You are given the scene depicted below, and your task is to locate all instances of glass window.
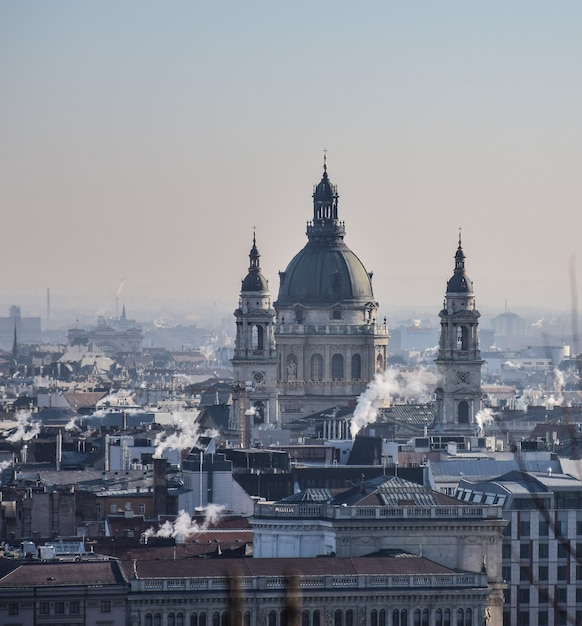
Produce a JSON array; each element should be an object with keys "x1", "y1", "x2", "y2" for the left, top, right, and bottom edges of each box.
[
  {"x1": 558, "y1": 542, "x2": 569, "y2": 559},
  {"x1": 101, "y1": 600, "x2": 111, "y2": 613},
  {"x1": 539, "y1": 565, "x2": 548, "y2": 581},
  {"x1": 55, "y1": 602, "x2": 65, "y2": 614},
  {"x1": 520, "y1": 520, "x2": 530, "y2": 536},
  {"x1": 70, "y1": 601, "x2": 80, "y2": 614},
  {"x1": 520, "y1": 543, "x2": 530, "y2": 559},
  {"x1": 519, "y1": 587, "x2": 530, "y2": 603},
  {"x1": 520, "y1": 566, "x2": 530, "y2": 581},
  {"x1": 40, "y1": 602, "x2": 49, "y2": 615},
  {"x1": 539, "y1": 520, "x2": 549, "y2": 536},
  {"x1": 538, "y1": 611, "x2": 548, "y2": 626},
  {"x1": 8, "y1": 603, "x2": 18, "y2": 615},
  {"x1": 558, "y1": 565, "x2": 568, "y2": 581},
  {"x1": 539, "y1": 543, "x2": 549, "y2": 559}
]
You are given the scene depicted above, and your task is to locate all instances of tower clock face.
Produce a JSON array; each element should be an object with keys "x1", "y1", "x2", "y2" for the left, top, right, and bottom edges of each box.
[
  {"x1": 457, "y1": 371, "x2": 470, "y2": 384},
  {"x1": 253, "y1": 371, "x2": 265, "y2": 384}
]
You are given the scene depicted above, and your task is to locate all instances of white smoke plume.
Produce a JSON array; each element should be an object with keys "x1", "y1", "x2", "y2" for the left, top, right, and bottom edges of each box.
[
  {"x1": 65, "y1": 415, "x2": 78, "y2": 431},
  {"x1": 5, "y1": 411, "x2": 41, "y2": 443},
  {"x1": 350, "y1": 368, "x2": 429, "y2": 439},
  {"x1": 143, "y1": 504, "x2": 225, "y2": 540},
  {"x1": 0, "y1": 459, "x2": 13, "y2": 471},
  {"x1": 153, "y1": 413, "x2": 217, "y2": 459},
  {"x1": 475, "y1": 407, "x2": 496, "y2": 436}
]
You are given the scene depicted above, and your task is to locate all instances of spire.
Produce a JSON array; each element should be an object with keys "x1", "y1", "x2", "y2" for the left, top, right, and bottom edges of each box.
[
  {"x1": 241, "y1": 230, "x2": 268, "y2": 292},
  {"x1": 454, "y1": 227, "x2": 466, "y2": 273},
  {"x1": 308, "y1": 155, "x2": 344, "y2": 244},
  {"x1": 447, "y1": 229, "x2": 473, "y2": 294},
  {"x1": 11, "y1": 324, "x2": 18, "y2": 363}
]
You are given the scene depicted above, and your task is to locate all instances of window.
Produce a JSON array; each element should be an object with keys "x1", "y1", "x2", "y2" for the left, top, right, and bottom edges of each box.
[
  {"x1": 520, "y1": 519, "x2": 530, "y2": 536},
  {"x1": 101, "y1": 600, "x2": 111, "y2": 613},
  {"x1": 520, "y1": 566, "x2": 530, "y2": 582},
  {"x1": 539, "y1": 565, "x2": 548, "y2": 581},
  {"x1": 538, "y1": 611, "x2": 548, "y2": 626},
  {"x1": 110, "y1": 503, "x2": 118, "y2": 513},
  {"x1": 539, "y1": 520, "x2": 549, "y2": 536},
  {"x1": 139, "y1": 503, "x2": 146, "y2": 514},
  {"x1": 558, "y1": 542, "x2": 569, "y2": 559},
  {"x1": 331, "y1": 353, "x2": 344, "y2": 380},
  {"x1": 538, "y1": 588, "x2": 549, "y2": 604},
  {"x1": 70, "y1": 601, "x2": 80, "y2": 614},
  {"x1": 334, "y1": 609, "x2": 343, "y2": 626},
  {"x1": 351, "y1": 354, "x2": 361, "y2": 380},
  {"x1": 518, "y1": 611, "x2": 529, "y2": 626},
  {"x1": 519, "y1": 587, "x2": 530, "y2": 603},
  {"x1": 55, "y1": 602, "x2": 65, "y2": 614},
  {"x1": 539, "y1": 543, "x2": 549, "y2": 559},
  {"x1": 310, "y1": 354, "x2": 324, "y2": 381},
  {"x1": 557, "y1": 565, "x2": 568, "y2": 581},
  {"x1": 556, "y1": 587, "x2": 568, "y2": 603},
  {"x1": 40, "y1": 602, "x2": 49, "y2": 615},
  {"x1": 502, "y1": 566, "x2": 511, "y2": 581},
  {"x1": 8, "y1": 603, "x2": 18, "y2": 615},
  {"x1": 520, "y1": 543, "x2": 530, "y2": 559}
]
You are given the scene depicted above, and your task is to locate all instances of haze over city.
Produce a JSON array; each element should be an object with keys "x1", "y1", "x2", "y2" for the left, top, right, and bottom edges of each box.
[{"x1": 2, "y1": 2, "x2": 582, "y2": 328}]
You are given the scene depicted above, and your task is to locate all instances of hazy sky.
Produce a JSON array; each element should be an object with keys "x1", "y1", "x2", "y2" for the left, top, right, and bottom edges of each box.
[{"x1": 1, "y1": 2, "x2": 581, "y2": 324}]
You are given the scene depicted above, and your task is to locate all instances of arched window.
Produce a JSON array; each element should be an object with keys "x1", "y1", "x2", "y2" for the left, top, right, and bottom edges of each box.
[
  {"x1": 269, "y1": 611, "x2": 277, "y2": 626},
  {"x1": 378, "y1": 610, "x2": 385, "y2": 626},
  {"x1": 200, "y1": 614, "x2": 207, "y2": 626},
  {"x1": 169, "y1": 614, "x2": 175, "y2": 626},
  {"x1": 421, "y1": 609, "x2": 429, "y2": 626},
  {"x1": 311, "y1": 354, "x2": 324, "y2": 381},
  {"x1": 244, "y1": 613, "x2": 251, "y2": 626},
  {"x1": 302, "y1": 610, "x2": 310, "y2": 626},
  {"x1": 221, "y1": 612, "x2": 228, "y2": 626},
  {"x1": 443, "y1": 609, "x2": 451, "y2": 626},
  {"x1": 177, "y1": 614, "x2": 184, "y2": 626},
  {"x1": 414, "y1": 609, "x2": 421, "y2": 626},
  {"x1": 351, "y1": 354, "x2": 361, "y2": 380},
  {"x1": 212, "y1": 612, "x2": 220, "y2": 626},
  {"x1": 145, "y1": 614, "x2": 153, "y2": 626},
  {"x1": 331, "y1": 353, "x2": 344, "y2": 380},
  {"x1": 251, "y1": 325, "x2": 264, "y2": 351},
  {"x1": 456, "y1": 609, "x2": 464, "y2": 626},
  {"x1": 345, "y1": 610, "x2": 353, "y2": 626},
  {"x1": 334, "y1": 609, "x2": 343, "y2": 626},
  {"x1": 456, "y1": 325, "x2": 468, "y2": 350},
  {"x1": 154, "y1": 614, "x2": 162, "y2": 626},
  {"x1": 376, "y1": 353, "x2": 384, "y2": 373},
  {"x1": 371, "y1": 610, "x2": 378, "y2": 626},
  {"x1": 465, "y1": 608, "x2": 472, "y2": 626},
  {"x1": 435, "y1": 609, "x2": 442, "y2": 626},
  {"x1": 333, "y1": 308, "x2": 342, "y2": 320},
  {"x1": 313, "y1": 610, "x2": 321, "y2": 626},
  {"x1": 458, "y1": 400, "x2": 469, "y2": 424},
  {"x1": 392, "y1": 610, "x2": 400, "y2": 626}
]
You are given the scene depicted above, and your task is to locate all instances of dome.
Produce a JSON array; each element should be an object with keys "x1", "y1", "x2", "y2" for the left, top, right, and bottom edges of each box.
[
  {"x1": 446, "y1": 236, "x2": 473, "y2": 294},
  {"x1": 277, "y1": 240, "x2": 374, "y2": 306},
  {"x1": 241, "y1": 234, "x2": 269, "y2": 293},
  {"x1": 276, "y1": 161, "x2": 374, "y2": 307}
]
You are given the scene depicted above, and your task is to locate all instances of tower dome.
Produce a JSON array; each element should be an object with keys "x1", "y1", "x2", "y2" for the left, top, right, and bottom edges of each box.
[
  {"x1": 276, "y1": 159, "x2": 374, "y2": 307},
  {"x1": 241, "y1": 232, "x2": 269, "y2": 293},
  {"x1": 446, "y1": 233, "x2": 474, "y2": 294}
]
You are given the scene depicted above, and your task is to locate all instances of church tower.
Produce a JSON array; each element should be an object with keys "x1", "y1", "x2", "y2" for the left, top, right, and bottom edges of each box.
[
  {"x1": 231, "y1": 233, "x2": 279, "y2": 433},
  {"x1": 434, "y1": 233, "x2": 483, "y2": 430},
  {"x1": 274, "y1": 157, "x2": 388, "y2": 419}
]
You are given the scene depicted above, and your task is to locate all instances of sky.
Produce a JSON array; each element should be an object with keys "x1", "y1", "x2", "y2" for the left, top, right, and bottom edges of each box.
[{"x1": 1, "y1": 2, "x2": 582, "y2": 326}]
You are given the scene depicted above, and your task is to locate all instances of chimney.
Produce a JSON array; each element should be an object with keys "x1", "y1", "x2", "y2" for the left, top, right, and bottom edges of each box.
[{"x1": 153, "y1": 458, "x2": 168, "y2": 517}]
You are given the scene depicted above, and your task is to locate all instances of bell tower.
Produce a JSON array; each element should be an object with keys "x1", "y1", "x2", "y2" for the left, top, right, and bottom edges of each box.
[
  {"x1": 231, "y1": 232, "x2": 279, "y2": 433},
  {"x1": 434, "y1": 232, "x2": 483, "y2": 430}
]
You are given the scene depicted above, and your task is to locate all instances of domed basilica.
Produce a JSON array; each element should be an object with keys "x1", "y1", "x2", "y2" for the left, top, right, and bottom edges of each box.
[{"x1": 231, "y1": 158, "x2": 388, "y2": 429}]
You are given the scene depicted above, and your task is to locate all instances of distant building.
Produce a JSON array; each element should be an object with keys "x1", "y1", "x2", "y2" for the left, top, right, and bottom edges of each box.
[{"x1": 0, "y1": 305, "x2": 41, "y2": 350}]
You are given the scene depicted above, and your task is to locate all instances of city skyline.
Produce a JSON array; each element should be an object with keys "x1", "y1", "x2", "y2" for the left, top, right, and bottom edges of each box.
[{"x1": 2, "y1": 2, "x2": 582, "y2": 324}]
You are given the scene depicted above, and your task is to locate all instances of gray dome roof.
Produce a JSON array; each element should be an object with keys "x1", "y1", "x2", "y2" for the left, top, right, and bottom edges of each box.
[
  {"x1": 277, "y1": 240, "x2": 374, "y2": 306},
  {"x1": 446, "y1": 237, "x2": 473, "y2": 294},
  {"x1": 241, "y1": 234, "x2": 269, "y2": 293},
  {"x1": 276, "y1": 163, "x2": 375, "y2": 307}
]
